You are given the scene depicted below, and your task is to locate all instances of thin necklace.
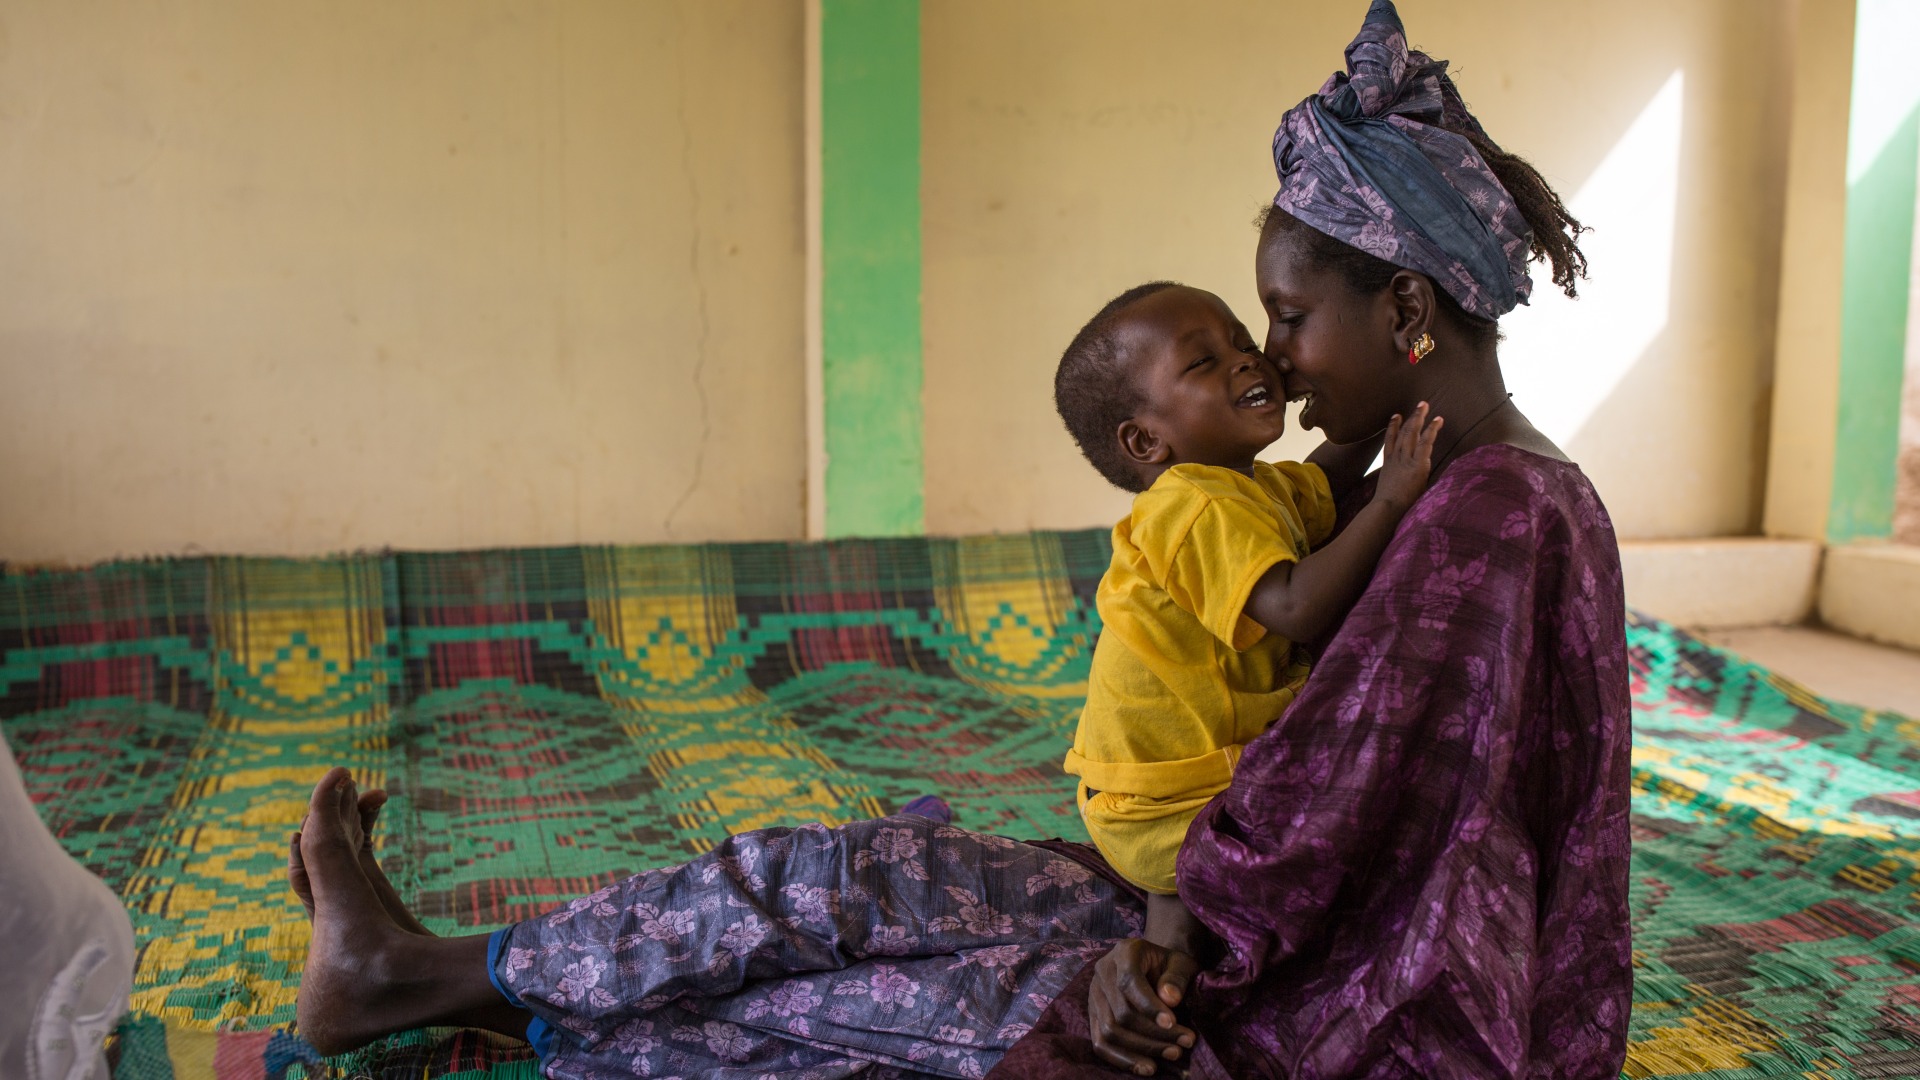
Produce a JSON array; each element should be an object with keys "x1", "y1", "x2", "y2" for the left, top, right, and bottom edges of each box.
[{"x1": 1431, "y1": 393, "x2": 1514, "y2": 475}]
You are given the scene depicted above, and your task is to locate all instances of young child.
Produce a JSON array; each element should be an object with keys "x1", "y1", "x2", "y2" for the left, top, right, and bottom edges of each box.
[{"x1": 1053, "y1": 281, "x2": 1440, "y2": 922}]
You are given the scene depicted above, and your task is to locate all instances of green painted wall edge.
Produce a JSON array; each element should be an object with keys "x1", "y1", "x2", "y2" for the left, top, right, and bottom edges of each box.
[
  {"x1": 1831, "y1": 107, "x2": 1915, "y2": 543},
  {"x1": 1831, "y1": 0, "x2": 1916, "y2": 544},
  {"x1": 820, "y1": 0, "x2": 924, "y2": 538}
]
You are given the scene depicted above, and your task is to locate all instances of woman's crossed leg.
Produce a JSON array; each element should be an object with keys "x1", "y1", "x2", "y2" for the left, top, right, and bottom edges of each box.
[{"x1": 290, "y1": 768, "x2": 1141, "y2": 1077}]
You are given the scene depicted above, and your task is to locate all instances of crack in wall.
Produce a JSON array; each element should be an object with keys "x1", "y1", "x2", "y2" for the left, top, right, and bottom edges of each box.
[{"x1": 662, "y1": 6, "x2": 713, "y2": 541}]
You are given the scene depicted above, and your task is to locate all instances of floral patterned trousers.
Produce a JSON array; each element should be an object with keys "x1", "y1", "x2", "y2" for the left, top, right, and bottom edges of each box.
[{"x1": 493, "y1": 815, "x2": 1142, "y2": 1079}]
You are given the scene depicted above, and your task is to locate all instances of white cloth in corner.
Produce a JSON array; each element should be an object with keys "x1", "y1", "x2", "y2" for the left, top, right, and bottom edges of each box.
[{"x1": 0, "y1": 730, "x2": 136, "y2": 1080}]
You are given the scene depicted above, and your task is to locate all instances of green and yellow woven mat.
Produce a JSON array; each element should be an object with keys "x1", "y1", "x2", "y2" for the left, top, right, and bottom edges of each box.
[{"x1": 5, "y1": 531, "x2": 1920, "y2": 1079}]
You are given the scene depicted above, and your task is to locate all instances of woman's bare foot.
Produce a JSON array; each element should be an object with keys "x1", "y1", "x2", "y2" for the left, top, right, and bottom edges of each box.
[
  {"x1": 288, "y1": 789, "x2": 433, "y2": 935},
  {"x1": 294, "y1": 769, "x2": 445, "y2": 1054},
  {"x1": 294, "y1": 768, "x2": 531, "y2": 1056}
]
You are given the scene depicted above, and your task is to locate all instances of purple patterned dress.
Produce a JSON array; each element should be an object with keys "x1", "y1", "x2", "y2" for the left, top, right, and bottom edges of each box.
[{"x1": 498, "y1": 444, "x2": 1631, "y2": 1079}]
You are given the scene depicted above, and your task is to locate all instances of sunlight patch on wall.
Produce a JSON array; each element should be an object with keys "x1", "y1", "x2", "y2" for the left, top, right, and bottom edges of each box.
[
  {"x1": 1499, "y1": 70, "x2": 1685, "y2": 447},
  {"x1": 1847, "y1": 0, "x2": 1920, "y2": 187}
]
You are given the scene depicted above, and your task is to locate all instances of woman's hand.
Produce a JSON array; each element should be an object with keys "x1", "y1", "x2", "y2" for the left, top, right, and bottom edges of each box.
[
  {"x1": 1089, "y1": 938, "x2": 1199, "y2": 1076},
  {"x1": 1372, "y1": 401, "x2": 1442, "y2": 510}
]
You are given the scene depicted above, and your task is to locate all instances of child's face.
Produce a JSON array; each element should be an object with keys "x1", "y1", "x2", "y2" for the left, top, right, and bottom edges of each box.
[{"x1": 1113, "y1": 286, "x2": 1289, "y2": 480}]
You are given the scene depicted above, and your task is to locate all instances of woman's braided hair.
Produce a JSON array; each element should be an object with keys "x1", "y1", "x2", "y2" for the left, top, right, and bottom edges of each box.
[{"x1": 1261, "y1": 71, "x2": 1587, "y2": 350}]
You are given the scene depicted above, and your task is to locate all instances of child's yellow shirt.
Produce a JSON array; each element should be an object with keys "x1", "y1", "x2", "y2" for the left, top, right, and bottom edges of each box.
[{"x1": 1064, "y1": 460, "x2": 1337, "y2": 894}]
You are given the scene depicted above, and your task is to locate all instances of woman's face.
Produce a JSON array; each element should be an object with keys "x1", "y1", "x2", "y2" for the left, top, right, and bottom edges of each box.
[{"x1": 1254, "y1": 225, "x2": 1408, "y2": 445}]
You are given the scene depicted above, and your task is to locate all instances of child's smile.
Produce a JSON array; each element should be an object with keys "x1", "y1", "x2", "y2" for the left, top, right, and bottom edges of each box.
[{"x1": 1235, "y1": 377, "x2": 1278, "y2": 410}]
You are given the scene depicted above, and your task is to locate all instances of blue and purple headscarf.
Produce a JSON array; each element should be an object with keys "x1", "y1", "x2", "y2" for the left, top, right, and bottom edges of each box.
[{"x1": 1272, "y1": 0, "x2": 1533, "y2": 320}]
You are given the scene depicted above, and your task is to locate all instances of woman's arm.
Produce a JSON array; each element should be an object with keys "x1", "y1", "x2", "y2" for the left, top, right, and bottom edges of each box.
[{"x1": 1247, "y1": 406, "x2": 1440, "y2": 642}]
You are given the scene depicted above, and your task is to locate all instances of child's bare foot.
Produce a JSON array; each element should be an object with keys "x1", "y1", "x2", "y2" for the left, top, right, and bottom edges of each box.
[
  {"x1": 288, "y1": 788, "x2": 432, "y2": 935},
  {"x1": 295, "y1": 768, "x2": 437, "y2": 1055}
]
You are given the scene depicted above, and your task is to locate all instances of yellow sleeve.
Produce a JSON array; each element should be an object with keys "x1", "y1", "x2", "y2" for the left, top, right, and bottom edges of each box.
[
  {"x1": 1160, "y1": 495, "x2": 1296, "y2": 651},
  {"x1": 1266, "y1": 460, "x2": 1339, "y2": 548}
]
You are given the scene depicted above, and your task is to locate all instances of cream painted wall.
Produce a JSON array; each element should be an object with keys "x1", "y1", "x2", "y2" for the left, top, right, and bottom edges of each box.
[
  {"x1": 0, "y1": 1, "x2": 804, "y2": 563},
  {"x1": 921, "y1": 0, "x2": 1794, "y2": 540}
]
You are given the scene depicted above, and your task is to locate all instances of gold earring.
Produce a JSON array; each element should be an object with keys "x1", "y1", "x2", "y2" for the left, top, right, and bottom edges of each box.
[{"x1": 1409, "y1": 333, "x2": 1435, "y2": 364}]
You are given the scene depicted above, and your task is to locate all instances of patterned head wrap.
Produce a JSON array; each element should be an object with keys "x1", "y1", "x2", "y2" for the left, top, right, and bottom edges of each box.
[{"x1": 1271, "y1": 0, "x2": 1533, "y2": 320}]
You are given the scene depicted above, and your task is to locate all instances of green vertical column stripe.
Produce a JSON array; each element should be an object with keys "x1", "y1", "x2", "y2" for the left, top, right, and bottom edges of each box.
[
  {"x1": 1831, "y1": 106, "x2": 1915, "y2": 542},
  {"x1": 1831, "y1": 6, "x2": 1916, "y2": 544},
  {"x1": 821, "y1": 0, "x2": 924, "y2": 538}
]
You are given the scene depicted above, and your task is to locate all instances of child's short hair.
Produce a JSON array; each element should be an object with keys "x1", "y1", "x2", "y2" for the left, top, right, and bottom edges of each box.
[{"x1": 1054, "y1": 281, "x2": 1181, "y2": 493}]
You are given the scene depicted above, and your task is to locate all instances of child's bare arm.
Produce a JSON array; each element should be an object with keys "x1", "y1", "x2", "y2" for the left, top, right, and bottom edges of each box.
[
  {"x1": 1144, "y1": 890, "x2": 1210, "y2": 957},
  {"x1": 1306, "y1": 430, "x2": 1390, "y2": 503},
  {"x1": 1245, "y1": 404, "x2": 1442, "y2": 643}
]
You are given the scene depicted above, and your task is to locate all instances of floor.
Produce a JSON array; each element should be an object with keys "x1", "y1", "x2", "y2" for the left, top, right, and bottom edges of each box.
[{"x1": 1699, "y1": 624, "x2": 1920, "y2": 718}]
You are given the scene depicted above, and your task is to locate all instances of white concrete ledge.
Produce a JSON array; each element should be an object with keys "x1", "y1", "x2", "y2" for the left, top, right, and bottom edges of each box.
[
  {"x1": 1819, "y1": 543, "x2": 1920, "y2": 651},
  {"x1": 1619, "y1": 538, "x2": 1822, "y2": 629}
]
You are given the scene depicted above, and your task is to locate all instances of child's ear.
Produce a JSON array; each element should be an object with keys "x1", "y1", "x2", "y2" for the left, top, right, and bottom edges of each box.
[{"x1": 1117, "y1": 419, "x2": 1170, "y2": 467}]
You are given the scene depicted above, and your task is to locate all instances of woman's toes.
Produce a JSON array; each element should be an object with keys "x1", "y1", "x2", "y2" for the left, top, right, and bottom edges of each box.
[
  {"x1": 300, "y1": 769, "x2": 364, "y2": 881},
  {"x1": 288, "y1": 832, "x2": 315, "y2": 917},
  {"x1": 336, "y1": 777, "x2": 360, "y2": 830},
  {"x1": 357, "y1": 792, "x2": 385, "y2": 851}
]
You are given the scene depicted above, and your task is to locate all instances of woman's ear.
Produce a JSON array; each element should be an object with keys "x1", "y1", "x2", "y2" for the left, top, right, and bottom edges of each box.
[
  {"x1": 1387, "y1": 270, "x2": 1437, "y2": 353},
  {"x1": 1117, "y1": 419, "x2": 1170, "y2": 468}
]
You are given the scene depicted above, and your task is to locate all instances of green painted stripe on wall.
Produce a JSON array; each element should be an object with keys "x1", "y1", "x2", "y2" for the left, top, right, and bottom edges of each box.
[
  {"x1": 820, "y1": 0, "x2": 923, "y2": 538},
  {"x1": 1831, "y1": 121, "x2": 1916, "y2": 540}
]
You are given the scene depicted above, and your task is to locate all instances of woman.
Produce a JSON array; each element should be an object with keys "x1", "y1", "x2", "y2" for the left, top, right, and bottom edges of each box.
[
  {"x1": 1010, "y1": 4, "x2": 1629, "y2": 1075},
  {"x1": 292, "y1": 3, "x2": 1629, "y2": 1077}
]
